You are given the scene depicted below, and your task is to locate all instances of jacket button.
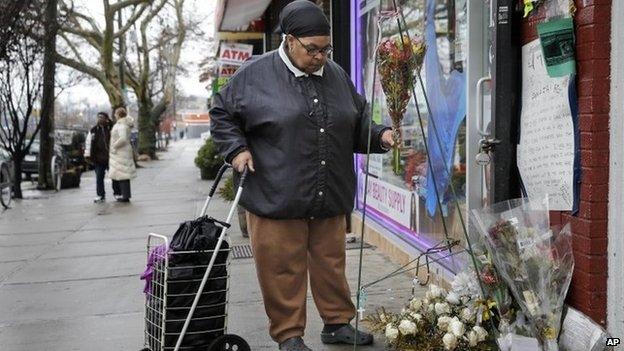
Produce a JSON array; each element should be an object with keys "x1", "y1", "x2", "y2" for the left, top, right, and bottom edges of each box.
[
  {"x1": 320, "y1": 160, "x2": 326, "y2": 165},
  {"x1": 320, "y1": 128, "x2": 325, "y2": 133},
  {"x1": 313, "y1": 98, "x2": 319, "y2": 104},
  {"x1": 318, "y1": 191, "x2": 323, "y2": 196}
]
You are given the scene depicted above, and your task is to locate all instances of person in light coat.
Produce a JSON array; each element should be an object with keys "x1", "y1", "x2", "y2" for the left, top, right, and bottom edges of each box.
[{"x1": 109, "y1": 107, "x2": 136, "y2": 202}]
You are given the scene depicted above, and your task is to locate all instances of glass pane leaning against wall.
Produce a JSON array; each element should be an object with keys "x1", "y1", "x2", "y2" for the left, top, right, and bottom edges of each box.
[{"x1": 355, "y1": 0, "x2": 469, "y2": 270}]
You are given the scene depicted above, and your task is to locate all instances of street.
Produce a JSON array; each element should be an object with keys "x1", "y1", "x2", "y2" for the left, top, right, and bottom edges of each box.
[{"x1": 0, "y1": 139, "x2": 420, "y2": 351}]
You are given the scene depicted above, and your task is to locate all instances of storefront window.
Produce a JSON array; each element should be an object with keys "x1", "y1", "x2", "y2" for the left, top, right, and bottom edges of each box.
[{"x1": 355, "y1": 0, "x2": 469, "y2": 261}]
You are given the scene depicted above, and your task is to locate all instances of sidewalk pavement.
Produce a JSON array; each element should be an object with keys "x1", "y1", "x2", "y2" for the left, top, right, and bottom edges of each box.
[{"x1": 0, "y1": 139, "x2": 425, "y2": 351}]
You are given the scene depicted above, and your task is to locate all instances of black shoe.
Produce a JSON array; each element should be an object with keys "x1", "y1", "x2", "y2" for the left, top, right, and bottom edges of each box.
[
  {"x1": 320, "y1": 324, "x2": 373, "y2": 345},
  {"x1": 279, "y1": 337, "x2": 312, "y2": 351},
  {"x1": 116, "y1": 198, "x2": 130, "y2": 203}
]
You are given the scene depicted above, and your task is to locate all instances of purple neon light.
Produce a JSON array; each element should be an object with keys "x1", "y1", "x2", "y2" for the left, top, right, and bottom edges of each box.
[
  {"x1": 357, "y1": 201, "x2": 465, "y2": 271},
  {"x1": 355, "y1": 1, "x2": 363, "y2": 93},
  {"x1": 350, "y1": 0, "x2": 356, "y2": 83}
]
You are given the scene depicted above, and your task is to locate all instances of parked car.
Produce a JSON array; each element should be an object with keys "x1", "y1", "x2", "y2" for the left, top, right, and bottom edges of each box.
[
  {"x1": 22, "y1": 140, "x2": 80, "y2": 190},
  {"x1": 0, "y1": 148, "x2": 13, "y2": 209}
]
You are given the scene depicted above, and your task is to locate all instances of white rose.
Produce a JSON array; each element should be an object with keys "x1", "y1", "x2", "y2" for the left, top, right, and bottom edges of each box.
[
  {"x1": 385, "y1": 324, "x2": 399, "y2": 341},
  {"x1": 428, "y1": 284, "x2": 446, "y2": 299},
  {"x1": 409, "y1": 298, "x2": 423, "y2": 311},
  {"x1": 473, "y1": 325, "x2": 488, "y2": 342},
  {"x1": 422, "y1": 298, "x2": 430, "y2": 305},
  {"x1": 446, "y1": 291, "x2": 461, "y2": 305},
  {"x1": 437, "y1": 316, "x2": 452, "y2": 330},
  {"x1": 435, "y1": 302, "x2": 451, "y2": 315},
  {"x1": 398, "y1": 319, "x2": 417, "y2": 335},
  {"x1": 442, "y1": 333, "x2": 458, "y2": 350},
  {"x1": 410, "y1": 312, "x2": 423, "y2": 321},
  {"x1": 428, "y1": 303, "x2": 435, "y2": 313},
  {"x1": 448, "y1": 317, "x2": 465, "y2": 337},
  {"x1": 467, "y1": 330, "x2": 479, "y2": 347},
  {"x1": 460, "y1": 307, "x2": 474, "y2": 322}
]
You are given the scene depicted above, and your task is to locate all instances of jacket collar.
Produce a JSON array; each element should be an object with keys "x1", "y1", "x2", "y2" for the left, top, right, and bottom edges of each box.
[{"x1": 278, "y1": 40, "x2": 324, "y2": 78}]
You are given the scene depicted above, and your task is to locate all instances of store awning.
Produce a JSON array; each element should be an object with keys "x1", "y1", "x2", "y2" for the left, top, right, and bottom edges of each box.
[{"x1": 215, "y1": 0, "x2": 272, "y2": 32}]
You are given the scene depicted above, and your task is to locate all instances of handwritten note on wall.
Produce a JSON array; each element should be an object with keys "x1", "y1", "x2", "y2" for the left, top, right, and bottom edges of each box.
[{"x1": 517, "y1": 39, "x2": 575, "y2": 211}]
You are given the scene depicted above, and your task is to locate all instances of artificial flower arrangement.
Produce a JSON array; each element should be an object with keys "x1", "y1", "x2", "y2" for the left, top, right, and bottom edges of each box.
[
  {"x1": 366, "y1": 197, "x2": 574, "y2": 351},
  {"x1": 377, "y1": 34, "x2": 426, "y2": 175},
  {"x1": 364, "y1": 281, "x2": 497, "y2": 350}
]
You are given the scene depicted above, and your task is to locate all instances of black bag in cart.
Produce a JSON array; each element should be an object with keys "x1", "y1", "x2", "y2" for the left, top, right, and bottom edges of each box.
[{"x1": 148, "y1": 216, "x2": 230, "y2": 350}]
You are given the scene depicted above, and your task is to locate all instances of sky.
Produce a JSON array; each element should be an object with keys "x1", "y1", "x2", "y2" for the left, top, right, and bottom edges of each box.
[{"x1": 58, "y1": 0, "x2": 217, "y2": 108}]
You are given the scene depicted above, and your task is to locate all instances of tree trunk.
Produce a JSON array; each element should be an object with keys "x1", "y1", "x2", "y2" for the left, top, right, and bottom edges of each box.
[
  {"x1": 38, "y1": 0, "x2": 58, "y2": 190},
  {"x1": 12, "y1": 158, "x2": 23, "y2": 199},
  {"x1": 137, "y1": 97, "x2": 156, "y2": 158}
]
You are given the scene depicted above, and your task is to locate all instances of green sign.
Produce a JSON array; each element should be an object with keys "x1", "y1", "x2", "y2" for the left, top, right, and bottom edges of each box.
[
  {"x1": 212, "y1": 77, "x2": 230, "y2": 94},
  {"x1": 537, "y1": 18, "x2": 576, "y2": 78}
]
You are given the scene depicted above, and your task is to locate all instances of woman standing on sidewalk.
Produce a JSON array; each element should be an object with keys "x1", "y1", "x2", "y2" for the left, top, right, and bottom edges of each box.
[
  {"x1": 210, "y1": 2, "x2": 393, "y2": 350},
  {"x1": 109, "y1": 107, "x2": 136, "y2": 202}
]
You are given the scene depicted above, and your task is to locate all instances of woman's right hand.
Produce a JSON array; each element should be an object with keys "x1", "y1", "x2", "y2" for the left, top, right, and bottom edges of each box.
[{"x1": 232, "y1": 150, "x2": 255, "y2": 173}]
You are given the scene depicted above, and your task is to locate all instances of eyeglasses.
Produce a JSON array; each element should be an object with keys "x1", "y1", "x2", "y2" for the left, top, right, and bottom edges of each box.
[{"x1": 294, "y1": 36, "x2": 333, "y2": 56}]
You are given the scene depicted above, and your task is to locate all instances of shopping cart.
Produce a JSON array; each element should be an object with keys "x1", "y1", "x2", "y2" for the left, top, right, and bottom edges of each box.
[{"x1": 142, "y1": 164, "x2": 250, "y2": 351}]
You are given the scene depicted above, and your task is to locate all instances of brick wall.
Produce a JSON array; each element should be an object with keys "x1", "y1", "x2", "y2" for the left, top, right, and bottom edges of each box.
[{"x1": 521, "y1": 0, "x2": 611, "y2": 326}]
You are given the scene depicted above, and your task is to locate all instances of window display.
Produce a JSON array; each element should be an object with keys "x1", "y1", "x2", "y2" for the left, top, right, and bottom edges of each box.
[{"x1": 355, "y1": 0, "x2": 469, "y2": 255}]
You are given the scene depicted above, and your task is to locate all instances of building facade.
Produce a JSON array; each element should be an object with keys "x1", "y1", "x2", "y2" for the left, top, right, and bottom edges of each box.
[{"x1": 349, "y1": 0, "x2": 622, "y2": 335}]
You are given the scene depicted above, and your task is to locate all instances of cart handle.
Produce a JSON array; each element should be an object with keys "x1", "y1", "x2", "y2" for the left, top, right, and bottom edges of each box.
[
  {"x1": 207, "y1": 164, "x2": 250, "y2": 198},
  {"x1": 208, "y1": 164, "x2": 231, "y2": 198},
  {"x1": 200, "y1": 164, "x2": 250, "y2": 218}
]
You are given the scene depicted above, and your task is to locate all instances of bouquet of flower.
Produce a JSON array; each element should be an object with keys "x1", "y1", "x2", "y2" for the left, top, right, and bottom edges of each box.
[
  {"x1": 365, "y1": 282, "x2": 497, "y2": 350},
  {"x1": 466, "y1": 216, "x2": 516, "y2": 331},
  {"x1": 377, "y1": 35, "x2": 426, "y2": 175},
  {"x1": 470, "y1": 197, "x2": 574, "y2": 351}
]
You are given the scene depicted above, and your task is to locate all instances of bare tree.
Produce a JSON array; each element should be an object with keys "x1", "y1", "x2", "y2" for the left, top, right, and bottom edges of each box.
[
  {"x1": 124, "y1": 0, "x2": 188, "y2": 158},
  {"x1": 56, "y1": 0, "x2": 151, "y2": 112},
  {"x1": 0, "y1": 1, "x2": 31, "y2": 58},
  {"x1": 38, "y1": 0, "x2": 59, "y2": 190},
  {"x1": 0, "y1": 28, "x2": 44, "y2": 198}
]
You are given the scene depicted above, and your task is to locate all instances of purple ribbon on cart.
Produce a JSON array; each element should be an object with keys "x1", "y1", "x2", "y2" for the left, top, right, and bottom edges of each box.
[{"x1": 140, "y1": 244, "x2": 169, "y2": 294}]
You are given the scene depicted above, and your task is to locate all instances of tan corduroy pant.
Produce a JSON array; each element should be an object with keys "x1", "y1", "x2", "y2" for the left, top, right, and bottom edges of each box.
[{"x1": 246, "y1": 211, "x2": 356, "y2": 343}]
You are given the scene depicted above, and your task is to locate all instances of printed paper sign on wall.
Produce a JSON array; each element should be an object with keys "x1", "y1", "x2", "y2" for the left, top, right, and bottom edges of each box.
[{"x1": 218, "y1": 42, "x2": 253, "y2": 66}]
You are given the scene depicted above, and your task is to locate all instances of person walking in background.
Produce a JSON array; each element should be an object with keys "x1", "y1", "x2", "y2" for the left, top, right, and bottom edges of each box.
[
  {"x1": 89, "y1": 112, "x2": 112, "y2": 203},
  {"x1": 109, "y1": 107, "x2": 136, "y2": 202},
  {"x1": 210, "y1": 1, "x2": 393, "y2": 350}
]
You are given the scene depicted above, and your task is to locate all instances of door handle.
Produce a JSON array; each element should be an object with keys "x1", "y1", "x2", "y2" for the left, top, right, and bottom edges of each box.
[{"x1": 476, "y1": 76, "x2": 491, "y2": 136}]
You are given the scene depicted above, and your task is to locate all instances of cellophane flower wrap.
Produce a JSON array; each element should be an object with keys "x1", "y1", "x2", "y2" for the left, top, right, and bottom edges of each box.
[
  {"x1": 467, "y1": 219, "x2": 515, "y2": 331},
  {"x1": 376, "y1": 35, "x2": 425, "y2": 175},
  {"x1": 470, "y1": 197, "x2": 574, "y2": 351}
]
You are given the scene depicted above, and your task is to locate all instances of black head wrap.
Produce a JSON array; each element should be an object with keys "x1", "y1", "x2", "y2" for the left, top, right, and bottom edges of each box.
[{"x1": 279, "y1": 0, "x2": 330, "y2": 37}]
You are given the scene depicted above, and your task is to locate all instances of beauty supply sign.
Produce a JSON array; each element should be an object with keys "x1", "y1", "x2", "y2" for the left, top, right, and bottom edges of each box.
[{"x1": 357, "y1": 172, "x2": 412, "y2": 229}]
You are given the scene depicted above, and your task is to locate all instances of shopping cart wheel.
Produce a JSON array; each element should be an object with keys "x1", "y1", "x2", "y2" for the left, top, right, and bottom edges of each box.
[{"x1": 207, "y1": 334, "x2": 250, "y2": 351}]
